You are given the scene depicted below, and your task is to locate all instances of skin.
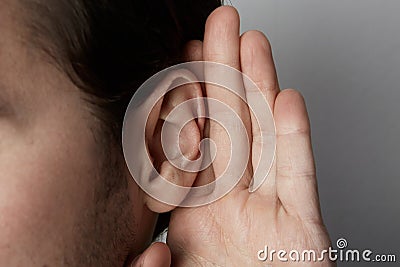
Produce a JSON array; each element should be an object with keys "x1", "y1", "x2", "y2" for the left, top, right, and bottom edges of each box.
[
  {"x1": 165, "y1": 6, "x2": 334, "y2": 267},
  {"x1": 0, "y1": 2, "x2": 332, "y2": 266},
  {"x1": 0, "y1": 2, "x2": 156, "y2": 266}
]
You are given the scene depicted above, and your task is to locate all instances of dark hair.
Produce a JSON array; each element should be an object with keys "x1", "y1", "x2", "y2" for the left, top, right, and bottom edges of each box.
[{"x1": 22, "y1": 0, "x2": 222, "y2": 142}]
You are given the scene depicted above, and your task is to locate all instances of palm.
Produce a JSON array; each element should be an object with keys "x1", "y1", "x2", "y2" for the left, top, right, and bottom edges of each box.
[
  {"x1": 169, "y1": 188, "x2": 330, "y2": 266},
  {"x1": 168, "y1": 6, "x2": 333, "y2": 267}
]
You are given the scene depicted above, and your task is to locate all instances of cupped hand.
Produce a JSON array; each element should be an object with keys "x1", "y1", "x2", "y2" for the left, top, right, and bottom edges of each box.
[{"x1": 167, "y1": 6, "x2": 334, "y2": 267}]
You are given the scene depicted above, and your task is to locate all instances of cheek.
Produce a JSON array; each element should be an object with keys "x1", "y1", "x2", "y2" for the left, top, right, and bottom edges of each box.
[{"x1": 0, "y1": 108, "x2": 99, "y2": 260}]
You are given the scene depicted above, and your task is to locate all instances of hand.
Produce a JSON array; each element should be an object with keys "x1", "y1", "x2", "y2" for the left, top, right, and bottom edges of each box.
[
  {"x1": 129, "y1": 242, "x2": 171, "y2": 267},
  {"x1": 167, "y1": 6, "x2": 334, "y2": 266}
]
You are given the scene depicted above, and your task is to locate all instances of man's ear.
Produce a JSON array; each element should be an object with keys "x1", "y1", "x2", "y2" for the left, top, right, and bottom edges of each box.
[{"x1": 143, "y1": 74, "x2": 205, "y2": 213}]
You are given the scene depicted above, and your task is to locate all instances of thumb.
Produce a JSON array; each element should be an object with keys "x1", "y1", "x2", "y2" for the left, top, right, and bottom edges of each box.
[{"x1": 129, "y1": 242, "x2": 171, "y2": 267}]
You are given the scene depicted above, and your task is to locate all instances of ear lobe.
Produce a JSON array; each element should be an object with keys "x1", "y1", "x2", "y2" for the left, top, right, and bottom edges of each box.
[{"x1": 144, "y1": 75, "x2": 205, "y2": 213}]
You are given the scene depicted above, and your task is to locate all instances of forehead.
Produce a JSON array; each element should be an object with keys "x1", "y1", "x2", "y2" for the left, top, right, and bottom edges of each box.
[
  {"x1": 0, "y1": 0, "x2": 33, "y2": 69},
  {"x1": 0, "y1": 1, "x2": 83, "y2": 123},
  {"x1": 0, "y1": 2, "x2": 39, "y2": 103},
  {"x1": 0, "y1": 0, "x2": 50, "y2": 65},
  {"x1": 0, "y1": 1, "x2": 30, "y2": 96},
  {"x1": 0, "y1": 1, "x2": 21, "y2": 34}
]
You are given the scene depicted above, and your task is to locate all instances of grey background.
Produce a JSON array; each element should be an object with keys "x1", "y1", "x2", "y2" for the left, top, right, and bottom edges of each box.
[{"x1": 233, "y1": 0, "x2": 400, "y2": 266}]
